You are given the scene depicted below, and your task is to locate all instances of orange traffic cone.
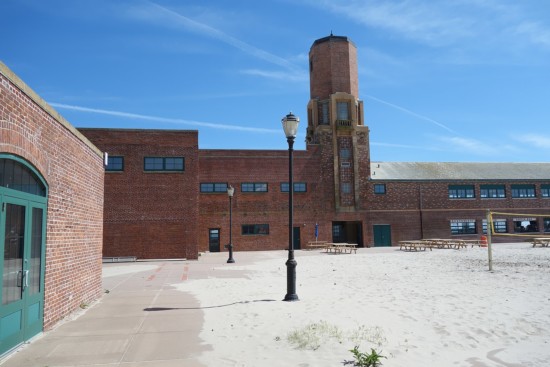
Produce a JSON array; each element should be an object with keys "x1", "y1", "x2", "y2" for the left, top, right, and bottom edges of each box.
[{"x1": 480, "y1": 235, "x2": 488, "y2": 247}]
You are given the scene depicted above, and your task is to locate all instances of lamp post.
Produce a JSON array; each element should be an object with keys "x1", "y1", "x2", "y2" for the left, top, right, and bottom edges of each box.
[
  {"x1": 282, "y1": 112, "x2": 299, "y2": 301},
  {"x1": 227, "y1": 185, "x2": 235, "y2": 263}
]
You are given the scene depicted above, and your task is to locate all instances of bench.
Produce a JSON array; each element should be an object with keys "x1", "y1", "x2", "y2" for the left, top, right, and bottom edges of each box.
[{"x1": 531, "y1": 238, "x2": 550, "y2": 247}]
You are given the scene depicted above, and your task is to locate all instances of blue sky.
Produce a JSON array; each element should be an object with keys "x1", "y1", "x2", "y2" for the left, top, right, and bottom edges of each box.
[{"x1": 1, "y1": 0, "x2": 549, "y2": 162}]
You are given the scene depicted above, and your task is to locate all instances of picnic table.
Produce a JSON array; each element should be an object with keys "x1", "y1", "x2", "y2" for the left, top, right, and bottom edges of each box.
[
  {"x1": 422, "y1": 239, "x2": 467, "y2": 249},
  {"x1": 531, "y1": 238, "x2": 550, "y2": 247},
  {"x1": 324, "y1": 243, "x2": 358, "y2": 254},
  {"x1": 399, "y1": 240, "x2": 431, "y2": 251},
  {"x1": 306, "y1": 240, "x2": 328, "y2": 250}
]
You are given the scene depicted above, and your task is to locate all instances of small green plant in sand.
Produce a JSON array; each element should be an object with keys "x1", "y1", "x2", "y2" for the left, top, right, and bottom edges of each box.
[{"x1": 348, "y1": 346, "x2": 386, "y2": 367}]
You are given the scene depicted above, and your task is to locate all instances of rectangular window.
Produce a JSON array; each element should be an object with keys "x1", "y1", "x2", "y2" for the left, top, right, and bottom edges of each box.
[
  {"x1": 281, "y1": 182, "x2": 307, "y2": 192},
  {"x1": 483, "y1": 219, "x2": 507, "y2": 234},
  {"x1": 241, "y1": 224, "x2": 269, "y2": 235},
  {"x1": 336, "y1": 101, "x2": 350, "y2": 120},
  {"x1": 241, "y1": 182, "x2": 268, "y2": 192},
  {"x1": 513, "y1": 218, "x2": 538, "y2": 233},
  {"x1": 511, "y1": 184, "x2": 536, "y2": 198},
  {"x1": 448, "y1": 185, "x2": 475, "y2": 199},
  {"x1": 144, "y1": 157, "x2": 184, "y2": 171},
  {"x1": 200, "y1": 182, "x2": 228, "y2": 193},
  {"x1": 341, "y1": 182, "x2": 352, "y2": 194},
  {"x1": 541, "y1": 184, "x2": 550, "y2": 198},
  {"x1": 106, "y1": 156, "x2": 124, "y2": 171},
  {"x1": 374, "y1": 184, "x2": 386, "y2": 194},
  {"x1": 480, "y1": 185, "x2": 505, "y2": 198},
  {"x1": 318, "y1": 101, "x2": 329, "y2": 125},
  {"x1": 450, "y1": 219, "x2": 476, "y2": 235},
  {"x1": 544, "y1": 218, "x2": 550, "y2": 232},
  {"x1": 340, "y1": 148, "x2": 351, "y2": 159}
]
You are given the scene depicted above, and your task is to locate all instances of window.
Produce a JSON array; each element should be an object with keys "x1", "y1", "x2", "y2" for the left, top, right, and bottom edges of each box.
[
  {"x1": 341, "y1": 182, "x2": 352, "y2": 194},
  {"x1": 241, "y1": 182, "x2": 268, "y2": 192},
  {"x1": 0, "y1": 158, "x2": 46, "y2": 196},
  {"x1": 336, "y1": 101, "x2": 350, "y2": 120},
  {"x1": 480, "y1": 185, "x2": 505, "y2": 198},
  {"x1": 448, "y1": 185, "x2": 474, "y2": 199},
  {"x1": 144, "y1": 157, "x2": 184, "y2": 171},
  {"x1": 450, "y1": 220, "x2": 476, "y2": 235},
  {"x1": 511, "y1": 184, "x2": 536, "y2": 198},
  {"x1": 106, "y1": 156, "x2": 124, "y2": 171},
  {"x1": 513, "y1": 218, "x2": 538, "y2": 233},
  {"x1": 340, "y1": 148, "x2": 351, "y2": 159},
  {"x1": 242, "y1": 224, "x2": 269, "y2": 235},
  {"x1": 483, "y1": 219, "x2": 507, "y2": 234},
  {"x1": 542, "y1": 185, "x2": 550, "y2": 198},
  {"x1": 318, "y1": 101, "x2": 329, "y2": 125},
  {"x1": 374, "y1": 184, "x2": 386, "y2": 194},
  {"x1": 544, "y1": 218, "x2": 550, "y2": 232},
  {"x1": 281, "y1": 182, "x2": 307, "y2": 192},
  {"x1": 200, "y1": 182, "x2": 228, "y2": 193}
]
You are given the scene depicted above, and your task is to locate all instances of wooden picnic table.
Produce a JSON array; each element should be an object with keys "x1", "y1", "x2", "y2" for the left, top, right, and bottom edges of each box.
[
  {"x1": 399, "y1": 240, "x2": 431, "y2": 251},
  {"x1": 421, "y1": 239, "x2": 468, "y2": 249},
  {"x1": 306, "y1": 240, "x2": 328, "y2": 250},
  {"x1": 531, "y1": 238, "x2": 550, "y2": 247},
  {"x1": 325, "y1": 243, "x2": 358, "y2": 254}
]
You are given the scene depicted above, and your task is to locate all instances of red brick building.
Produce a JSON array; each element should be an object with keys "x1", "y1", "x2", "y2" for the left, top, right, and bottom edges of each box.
[
  {"x1": 80, "y1": 35, "x2": 550, "y2": 260},
  {"x1": 1, "y1": 62, "x2": 104, "y2": 355}
]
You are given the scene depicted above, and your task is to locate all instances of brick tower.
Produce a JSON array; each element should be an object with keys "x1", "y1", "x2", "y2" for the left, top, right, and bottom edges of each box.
[{"x1": 306, "y1": 35, "x2": 371, "y2": 211}]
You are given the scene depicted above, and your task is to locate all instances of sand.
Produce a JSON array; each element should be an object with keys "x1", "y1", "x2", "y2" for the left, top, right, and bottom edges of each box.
[{"x1": 173, "y1": 244, "x2": 550, "y2": 367}]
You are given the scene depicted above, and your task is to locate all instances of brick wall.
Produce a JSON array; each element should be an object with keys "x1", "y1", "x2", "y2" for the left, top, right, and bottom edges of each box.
[
  {"x1": 79, "y1": 128, "x2": 199, "y2": 259},
  {"x1": 364, "y1": 180, "x2": 550, "y2": 244},
  {"x1": 198, "y1": 148, "x2": 336, "y2": 252},
  {"x1": 1, "y1": 62, "x2": 104, "y2": 330}
]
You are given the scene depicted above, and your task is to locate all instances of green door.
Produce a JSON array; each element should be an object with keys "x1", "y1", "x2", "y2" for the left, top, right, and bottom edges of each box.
[
  {"x1": 0, "y1": 157, "x2": 47, "y2": 355},
  {"x1": 373, "y1": 225, "x2": 392, "y2": 247}
]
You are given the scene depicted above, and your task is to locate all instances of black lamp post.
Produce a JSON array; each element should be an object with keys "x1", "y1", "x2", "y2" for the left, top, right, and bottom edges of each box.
[
  {"x1": 227, "y1": 185, "x2": 235, "y2": 263},
  {"x1": 282, "y1": 112, "x2": 299, "y2": 302}
]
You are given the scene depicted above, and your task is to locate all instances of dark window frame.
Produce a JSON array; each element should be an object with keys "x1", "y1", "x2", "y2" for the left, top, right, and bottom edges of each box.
[
  {"x1": 541, "y1": 184, "x2": 550, "y2": 198},
  {"x1": 280, "y1": 182, "x2": 307, "y2": 193},
  {"x1": 241, "y1": 182, "x2": 268, "y2": 192},
  {"x1": 448, "y1": 185, "x2": 475, "y2": 199},
  {"x1": 450, "y1": 220, "x2": 477, "y2": 235},
  {"x1": 241, "y1": 224, "x2": 269, "y2": 236},
  {"x1": 144, "y1": 157, "x2": 185, "y2": 172},
  {"x1": 511, "y1": 184, "x2": 536, "y2": 198},
  {"x1": 106, "y1": 156, "x2": 124, "y2": 172},
  {"x1": 200, "y1": 182, "x2": 228, "y2": 193},
  {"x1": 374, "y1": 184, "x2": 386, "y2": 195},
  {"x1": 480, "y1": 185, "x2": 506, "y2": 198}
]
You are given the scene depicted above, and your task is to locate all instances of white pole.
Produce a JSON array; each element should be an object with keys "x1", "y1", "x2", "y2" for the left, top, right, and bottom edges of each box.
[{"x1": 486, "y1": 209, "x2": 493, "y2": 271}]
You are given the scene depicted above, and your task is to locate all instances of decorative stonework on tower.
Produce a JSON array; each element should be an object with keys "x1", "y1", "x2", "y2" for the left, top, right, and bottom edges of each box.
[{"x1": 306, "y1": 35, "x2": 371, "y2": 211}]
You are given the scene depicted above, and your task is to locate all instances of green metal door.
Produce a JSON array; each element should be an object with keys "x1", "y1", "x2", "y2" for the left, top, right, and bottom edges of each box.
[
  {"x1": 373, "y1": 225, "x2": 392, "y2": 247},
  {"x1": 0, "y1": 156, "x2": 47, "y2": 355},
  {"x1": 208, "y1": 229, "x2": 220, "y2": 252}
]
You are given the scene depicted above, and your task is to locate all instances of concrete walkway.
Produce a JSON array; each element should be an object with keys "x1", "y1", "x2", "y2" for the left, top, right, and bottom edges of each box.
[{"x1": 0, "y1": 257, "x2": 219, "y2": 367}]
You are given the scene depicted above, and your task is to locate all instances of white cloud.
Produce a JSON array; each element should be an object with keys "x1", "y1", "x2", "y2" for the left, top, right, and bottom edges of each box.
[
  {"x1": 50, "y1": 103, "x2": 280, "y2": 134},
  {"x1": 364, "y1": 95, "x2": 457, "y2": 134},
  {"x1": 514, "y1": 134, "x2": 550, "y2": 149}
]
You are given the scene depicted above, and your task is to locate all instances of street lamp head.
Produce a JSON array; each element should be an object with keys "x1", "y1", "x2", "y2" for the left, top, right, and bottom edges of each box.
[
  {"x1": 281, "y1": 112, "x2": 300, "y2": 138},
  {"x1": 227, "y1": 185, "x2": 234, "y2": 197}
]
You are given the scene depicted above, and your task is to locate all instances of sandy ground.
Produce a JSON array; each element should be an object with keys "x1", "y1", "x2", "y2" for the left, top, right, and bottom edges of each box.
[{"x1": 173, "y1": 243, "x2": 550, "y2": 367}]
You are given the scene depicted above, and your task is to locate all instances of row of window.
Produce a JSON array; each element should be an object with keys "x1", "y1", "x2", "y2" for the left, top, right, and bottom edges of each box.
[
  {"x1": 106, "y1": 156, "x2": 185, "y2": 172},
  {"x1": 450, "y1": 218, "x2": 550, "y2": 235},
  {"x1": 373, "y1": 184, "x2": 550, "y2": 198},
  {"x1": 449, "y1": 184, "x2": 550, "y2": 199},
  {"x1": 200, "y1": 182, "x2": 307, "y2": 193}
]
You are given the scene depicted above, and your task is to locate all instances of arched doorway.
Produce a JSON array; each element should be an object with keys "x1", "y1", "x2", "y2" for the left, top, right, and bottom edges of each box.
[{"x1": 0, "y1": 155, "x2": 47, "y2": 355}]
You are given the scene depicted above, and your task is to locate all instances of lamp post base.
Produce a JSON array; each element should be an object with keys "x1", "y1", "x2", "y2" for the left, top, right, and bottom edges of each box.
[
  {"x1": 227, "y1": 244, "x2": 235, "y2": 263},
  {"x1": 283, "y1": 257, "x2": 299, "y2": 301}
]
